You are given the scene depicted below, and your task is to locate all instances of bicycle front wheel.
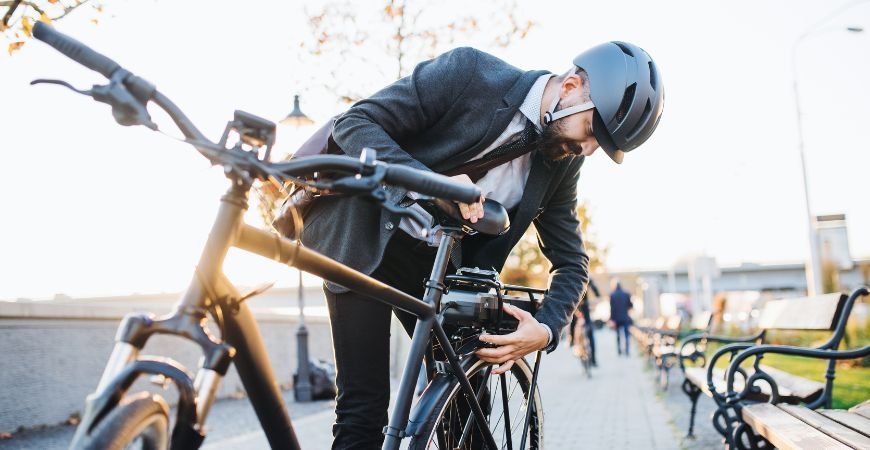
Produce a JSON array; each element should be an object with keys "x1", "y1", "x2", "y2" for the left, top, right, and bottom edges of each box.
[
  {"x1": 409, "y1": 357, "x2": 544, "y2": 450},
  {"x1": 72, "y1": 392, "x2": 170, "y2": 450}
]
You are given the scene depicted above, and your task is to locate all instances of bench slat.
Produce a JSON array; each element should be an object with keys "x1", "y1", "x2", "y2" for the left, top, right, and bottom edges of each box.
[
  {"x1": 684, "y1": 367, "x2": 714, "y2": 396},
  {"x1": 819, "y1": 409, "x2": 870, "y2": 436},
  {"x1": 760, "y1": 366, "x2": 824, "y2": 401},
  {"x1": 757, "y1": 294, "x2": 843, "y2": 330},
  {"x1": 849, "y1": 399, "x2": 870, "y2": 420},
  {"x1": 684, "y1": 366, "x2": 823, "y2": 402},
  {"x1": 742, "y1": 403, "x2": 852, "y2": 450},
  {"x1": 781, "y1": 404, "x2": 870, "y2": 448}
]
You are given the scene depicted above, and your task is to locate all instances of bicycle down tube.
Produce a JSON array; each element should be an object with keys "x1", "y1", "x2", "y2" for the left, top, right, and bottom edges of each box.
[{"x1": 232, "y1": 196, "x2": 503, "y2": 449}]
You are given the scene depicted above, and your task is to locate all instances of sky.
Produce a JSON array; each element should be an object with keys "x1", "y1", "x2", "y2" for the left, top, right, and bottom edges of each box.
[{"x1": 1, "y1": 0, "x2": 869, "y2": 300}]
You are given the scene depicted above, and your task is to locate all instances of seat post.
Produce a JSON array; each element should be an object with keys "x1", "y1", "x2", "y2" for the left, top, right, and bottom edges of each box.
[{"x1": 422, "y1": 228, "x2": 464, "y2": 310}]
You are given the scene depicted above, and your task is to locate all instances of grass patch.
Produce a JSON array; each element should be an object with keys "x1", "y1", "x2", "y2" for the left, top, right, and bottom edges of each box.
[
  {"x1": 694, "y1": 340, "x2": 870, "y2": 409},
  {"x1": 760, "y1": 353, "x2": 870, "y2": 409}
]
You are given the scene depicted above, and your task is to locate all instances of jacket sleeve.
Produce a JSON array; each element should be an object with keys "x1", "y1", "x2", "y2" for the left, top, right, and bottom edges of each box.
[
  {"x1": 532, "y1": 157, "x2": 589, "y2": 352},
  {"x1": 331, "y1": 47, "x2": 480, "y2": 172}
]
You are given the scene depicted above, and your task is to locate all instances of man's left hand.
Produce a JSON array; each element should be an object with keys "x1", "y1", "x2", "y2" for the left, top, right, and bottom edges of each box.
[{"x1": 475, "y1": 304, "x2": 549, "y2": 375}]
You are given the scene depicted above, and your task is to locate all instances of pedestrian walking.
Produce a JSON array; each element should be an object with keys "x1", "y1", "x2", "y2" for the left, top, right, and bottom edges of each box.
[{"x1": 609, "y1": 279, "x2": 633, "y2": 356}]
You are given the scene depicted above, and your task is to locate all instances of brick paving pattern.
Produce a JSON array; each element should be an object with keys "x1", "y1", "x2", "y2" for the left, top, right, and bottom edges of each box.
[
  {"x1": 207, "y1": 329, "x2": 682, "y2": 449},
  {"x1": 2, "y1": 329, "x2": 683, "y2": 450}
]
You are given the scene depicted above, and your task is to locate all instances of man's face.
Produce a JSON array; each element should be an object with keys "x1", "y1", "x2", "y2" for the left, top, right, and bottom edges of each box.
[
  {"x1": 538, "y1": 76, "x2": 600, "y2": 161},
  {"x1": 538, "y1": 106, "x2": 599, "y2": 161}
]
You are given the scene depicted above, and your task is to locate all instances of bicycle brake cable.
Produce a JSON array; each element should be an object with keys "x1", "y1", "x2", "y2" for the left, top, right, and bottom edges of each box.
[{"x1": 30, "y1": 78, "x2": 92, "y2": 96}]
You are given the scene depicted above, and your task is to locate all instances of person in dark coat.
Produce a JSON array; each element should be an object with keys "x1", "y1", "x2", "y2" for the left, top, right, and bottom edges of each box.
[
  {"x1": 609, "y1": 279, "x2": 633, "y2": 355},
  {"x1": 302, "y1": 44, "x2": 664, "y2": 448}
]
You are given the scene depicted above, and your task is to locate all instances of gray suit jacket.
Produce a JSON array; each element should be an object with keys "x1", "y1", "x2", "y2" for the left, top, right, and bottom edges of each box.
[{"x1": 301, "y1": 47, "x2": 590, "y2": 350}]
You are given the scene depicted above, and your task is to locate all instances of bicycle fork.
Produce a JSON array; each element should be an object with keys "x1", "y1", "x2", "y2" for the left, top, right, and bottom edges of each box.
[{"x1": 70, "y1": 306, "x2": 235, "y2": 449}]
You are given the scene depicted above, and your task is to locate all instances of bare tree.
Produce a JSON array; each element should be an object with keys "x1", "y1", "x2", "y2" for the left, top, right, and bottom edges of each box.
[
  {"x1": 258, "y1": 0, "x2": 534, "y2": 227},
  {"x1": 296, "y1": 0, "x2": 534, "y2": 104},
  {"x1": 502, "y1": 201, "x2": 609, "y2": 287},
  {"x1": 1, "y1": 0, "x2": 104, "y2": 56}
]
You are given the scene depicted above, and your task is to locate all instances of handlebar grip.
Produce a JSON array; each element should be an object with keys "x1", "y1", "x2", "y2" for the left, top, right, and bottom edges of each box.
[
  {"x1": 384, "y1": 165, "x2": 481, "y2": 204},
  {"x1": 33, "y1": 22, "x2": 122, "y2": 79}
]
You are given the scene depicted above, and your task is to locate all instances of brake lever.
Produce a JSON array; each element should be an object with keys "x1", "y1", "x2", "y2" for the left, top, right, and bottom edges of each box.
[
  {"x1": 31, "y1": 78, "x2": 93, "y2": 96},
  {"x1": 371, "y1": 189, "x2": 433, "y2": 234},
  {"x1": 31, "y1": 76, "x2": 157, "y2": 130},
  {"x1": 92, "y1": 78, "x2": 158, "y2": 130}
]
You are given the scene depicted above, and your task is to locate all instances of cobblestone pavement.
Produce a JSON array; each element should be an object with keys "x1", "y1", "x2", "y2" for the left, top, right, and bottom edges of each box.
[
  {"x1": 207, "y1": 329, "x2": 683, "y2": 449},
  {"x1": 656, "y1": 365, "x2": 726, "y2": 450},
  {"x1": 538, "y1": 329, "x2": 681, "y2": 450},
  {"x1": 1, "y1": 329, "x2": 684, "y2": 450},
  {"x1": 0, "y1": 389, "x2": 334, "y2": 450}
]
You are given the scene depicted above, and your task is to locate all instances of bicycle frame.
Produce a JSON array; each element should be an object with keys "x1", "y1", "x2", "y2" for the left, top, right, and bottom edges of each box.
[{"x1": 76, "y1": 177, "x2": 539, "y2": 450}]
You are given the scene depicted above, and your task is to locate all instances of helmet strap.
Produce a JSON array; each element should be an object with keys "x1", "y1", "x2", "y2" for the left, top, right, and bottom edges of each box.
[{"x1": 543, "y1": 95, "x2": 595, "y2": 126}]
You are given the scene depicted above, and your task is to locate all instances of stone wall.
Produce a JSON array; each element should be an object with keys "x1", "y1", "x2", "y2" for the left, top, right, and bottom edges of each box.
[{"x1": 0, "y1": 301, "x2": 336, "y2": 433}]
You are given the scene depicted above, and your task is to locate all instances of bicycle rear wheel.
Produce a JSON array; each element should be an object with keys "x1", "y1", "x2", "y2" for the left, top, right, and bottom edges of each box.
[
  {"x1": 71, "y1": 392, "x2": 170, "y2": 450},
  {"x1": 409, "y1": 357, "x2": 543, "y2": 449}
]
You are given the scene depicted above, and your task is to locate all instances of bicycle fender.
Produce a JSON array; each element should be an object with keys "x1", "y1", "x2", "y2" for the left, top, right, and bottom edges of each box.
[{"x1": 405, "y1": 357, "x2": 483, "y2": 437}]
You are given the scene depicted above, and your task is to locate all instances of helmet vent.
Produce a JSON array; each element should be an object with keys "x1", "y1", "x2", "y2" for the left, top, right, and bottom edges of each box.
[
  {"x1": 648, "y1": 61, "x2": 657, "y2": 90},
  {"x1": 614, "y1": 42, "x2": 634, "y2": 56},
  {"x1": 627, "y1": 100, "x2": 653, "y2": 140},
  {"x1": 615, "y1": 83, "x2": 637, "y2": 124}
]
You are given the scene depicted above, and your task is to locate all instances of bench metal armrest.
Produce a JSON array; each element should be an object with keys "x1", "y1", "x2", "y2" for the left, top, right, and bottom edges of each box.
[
  {"x1": 678, "y1": 331, "x2": 765, "y2": 371},
  {"x1": 724, "y1": 343, "x2": 870, "y2": 405},
  {"x1": 706, "y1": 342, "x2": 756, "y2": 403}
]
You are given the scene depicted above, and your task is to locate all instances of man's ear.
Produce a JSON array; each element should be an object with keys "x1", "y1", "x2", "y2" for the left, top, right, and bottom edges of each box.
[{"x1": 560, "y1": 73, "x2": 583, "y2": 98}]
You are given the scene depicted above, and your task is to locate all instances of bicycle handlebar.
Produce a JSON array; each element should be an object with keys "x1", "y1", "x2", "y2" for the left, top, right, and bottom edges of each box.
[
  {"x1": 33, "y1": 21, "x2": 121, "y2": 78},
  {"x1": 384, "y1": 165, "x2": 480, "y2": 204},
  {"x1": 271, "y1": 156, "x2": 481, "y2": 204},
  {"x1": 31, "y1": 22, "x2": 482, "y2": 205}
]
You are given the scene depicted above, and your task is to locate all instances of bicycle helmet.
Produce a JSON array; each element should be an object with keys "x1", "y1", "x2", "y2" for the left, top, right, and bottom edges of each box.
[{"x1": 545, "y1": 41, "x2": 664, "y2": 164}]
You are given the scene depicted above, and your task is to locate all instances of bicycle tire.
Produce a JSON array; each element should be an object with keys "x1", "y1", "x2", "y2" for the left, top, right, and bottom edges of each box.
[
  {"x1": 72, "y1": 392, "x2": 170, "y2": 450},
  {"x1": 409, "y1": 357, "x2": 544, "y2": 450}
]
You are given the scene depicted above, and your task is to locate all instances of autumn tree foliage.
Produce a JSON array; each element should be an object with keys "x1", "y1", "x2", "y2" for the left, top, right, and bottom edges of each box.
[{"x1": 1, "y1": 0, "x2": 104, "y2": 55}]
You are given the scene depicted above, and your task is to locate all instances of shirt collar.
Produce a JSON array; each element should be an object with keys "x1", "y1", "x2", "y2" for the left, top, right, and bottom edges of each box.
[{"x1": 519, "y1": 74, "x2": 555, "y2": 133}]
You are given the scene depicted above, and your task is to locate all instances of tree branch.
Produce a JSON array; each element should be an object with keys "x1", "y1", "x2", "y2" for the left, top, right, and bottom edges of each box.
[{"x1": 2, "y1": 0, "x2": 23, "y2": 26}]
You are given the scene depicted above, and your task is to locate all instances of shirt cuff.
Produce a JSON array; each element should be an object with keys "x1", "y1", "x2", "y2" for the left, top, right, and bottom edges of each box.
[{"x1": 539, "y1": 322, "x2": 553, "y2": 347}]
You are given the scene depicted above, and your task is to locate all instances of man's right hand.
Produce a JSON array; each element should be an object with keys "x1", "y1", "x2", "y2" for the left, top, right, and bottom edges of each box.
[{"x1": 449, "y1": 174, "x2": 485, "y2": 223}]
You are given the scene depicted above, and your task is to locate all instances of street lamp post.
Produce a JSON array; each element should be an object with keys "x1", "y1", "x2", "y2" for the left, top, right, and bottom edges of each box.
[
  {"x1": 281, "y1": 95, "x2": 315, "y2": 128},
  {"x1": 791, "y1": 24, "x2": 863, "y2": 295},
  {"x1": 293, "y1": 268, "x2": 312, "y2": 402},
  {"x1": 279, "y1": 94, "x2": 315, "y2": 401}
]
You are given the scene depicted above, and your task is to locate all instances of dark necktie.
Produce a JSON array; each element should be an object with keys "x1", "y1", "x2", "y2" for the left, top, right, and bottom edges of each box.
[
  {"x1": 443, "y1": 120, "x2": 539, "y2": 182},
  {"x1": 444, "y1": 119, "x2": 539, "y2": 268}
]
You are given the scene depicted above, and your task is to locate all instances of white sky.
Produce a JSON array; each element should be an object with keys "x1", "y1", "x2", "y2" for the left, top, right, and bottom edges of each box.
[{"x1": 1, "y1": 0, "x2": 869, "y2": 300}]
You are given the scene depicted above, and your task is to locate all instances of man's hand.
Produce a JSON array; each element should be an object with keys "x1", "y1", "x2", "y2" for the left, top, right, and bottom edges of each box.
[
  {"x1": 475, "y1": 304, "x2": 549, "y2": 375},
  {"x1": 449, "y1": 174, "x2": 485, "y2": 223}
]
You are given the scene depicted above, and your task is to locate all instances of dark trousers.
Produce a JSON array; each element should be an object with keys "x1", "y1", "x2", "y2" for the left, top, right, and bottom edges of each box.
[
  {"x1": 585, "y1": 322, "x2": 597, "y2": 364},
  {"x1": 569, "y1": 315, "x2": 597, "y2": 365},
  {"x1": 615, "y1": 322, "x2": 630, "y2": 355},
  {"x1": 323, "y1": 231, "x2": 437, "y2": 450}
]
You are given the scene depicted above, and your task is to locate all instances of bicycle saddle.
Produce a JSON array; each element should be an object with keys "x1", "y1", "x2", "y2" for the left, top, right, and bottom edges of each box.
[{"x1": 417, "y1": 198, "x2": 510, "y2": 236}]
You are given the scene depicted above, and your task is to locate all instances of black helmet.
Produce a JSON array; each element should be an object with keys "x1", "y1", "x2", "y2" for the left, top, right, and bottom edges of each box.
[{"x1": 573, "y1": 41, "x2": 664, "y2": 164}]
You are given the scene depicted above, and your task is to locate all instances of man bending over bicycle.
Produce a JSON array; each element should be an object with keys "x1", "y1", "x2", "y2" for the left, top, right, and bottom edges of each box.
[{"x1": 299, "y1": 43, "x2": 665, "y2": 448}]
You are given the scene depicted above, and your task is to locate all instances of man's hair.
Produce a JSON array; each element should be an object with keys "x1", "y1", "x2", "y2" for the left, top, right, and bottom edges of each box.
[{"x1": 557, "y1": 68, "x2": 592, "y2": 103}]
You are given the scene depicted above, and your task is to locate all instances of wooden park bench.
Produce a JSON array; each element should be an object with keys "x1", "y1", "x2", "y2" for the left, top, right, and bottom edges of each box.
[
  {"x1": 675, "y1": 287, "x2": 866, "y2": 442},
  {"x1": 730, "y1": 343, "x2": 870, "y2": 449},
  {"x1": 652, "y1": 310, "x2": 712, "y2": 389},
  {"x1": 631, "y1": 314, "x2": 682, "y2": 367}
]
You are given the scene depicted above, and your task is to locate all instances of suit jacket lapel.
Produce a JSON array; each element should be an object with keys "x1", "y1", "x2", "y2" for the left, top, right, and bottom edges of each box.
[{"x1": 437, "y1": 70, "x2": 550, "y2": 173}]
